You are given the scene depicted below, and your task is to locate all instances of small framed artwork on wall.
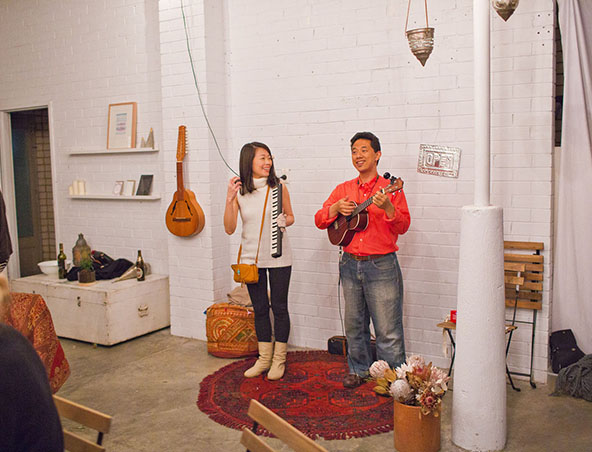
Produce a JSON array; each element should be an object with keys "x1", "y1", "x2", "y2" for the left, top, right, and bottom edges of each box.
[
  {"x1": 107, "y1": 102, "x2": 137, "y2": 149},
  {"x1": 136, "y1": 175, "x2": 154, "y2": 196},
  {"x1": 113, "y1": 181, "x2": 124, "y2": 195},
  {"x1": 123, "y1": 180, "x2": 136, "y2": 197}
]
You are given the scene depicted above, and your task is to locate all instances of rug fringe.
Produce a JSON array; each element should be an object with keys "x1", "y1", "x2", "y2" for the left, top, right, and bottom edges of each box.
[{"x1": 319, "y1": 423, "x2": 393, "y2": 440}]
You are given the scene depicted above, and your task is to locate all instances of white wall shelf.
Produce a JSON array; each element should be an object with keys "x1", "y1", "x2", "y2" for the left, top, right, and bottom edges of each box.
[
  {"x1": 69, "y1": 148, "x2": 159, "y2": 156},
  {"x1": 69, "y1": 195, "x2": 160, "y2": 201}
]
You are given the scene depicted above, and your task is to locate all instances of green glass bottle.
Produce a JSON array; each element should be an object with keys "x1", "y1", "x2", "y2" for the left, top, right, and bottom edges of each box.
[
  {"x1": 57, "y1": 243, "x2": 67, "y2": 279},
  {"x1": 135, "y1": 250, "x2": 145, "y2": 281}
]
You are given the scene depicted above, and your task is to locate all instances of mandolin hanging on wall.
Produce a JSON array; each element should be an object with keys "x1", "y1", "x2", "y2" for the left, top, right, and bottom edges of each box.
[{"x1": 165, "y1": 125, "x2": 205, "y2": 237}]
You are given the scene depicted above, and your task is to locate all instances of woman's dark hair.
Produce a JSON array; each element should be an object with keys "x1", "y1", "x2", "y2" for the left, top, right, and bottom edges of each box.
[
  {"x1": 239, "y1": 142, "x2": 279, "y2": 194},
  {"x1": 350, "y1": 131, "x2": 381, "y2": 152}
]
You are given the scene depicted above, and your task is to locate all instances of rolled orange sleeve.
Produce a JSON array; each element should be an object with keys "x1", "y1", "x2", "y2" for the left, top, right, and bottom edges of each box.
[
  {"x1": 314, "y1": 185, "x2": 345, "y2": 229},
  {"x1": 383, "y1": 190, "x2": 410, "y2": 235}
]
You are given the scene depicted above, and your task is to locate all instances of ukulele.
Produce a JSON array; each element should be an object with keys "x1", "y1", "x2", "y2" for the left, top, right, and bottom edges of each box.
[
  {"x1": 327, "y1": 173, "x2": 404, "y2": 247},
  {"x1": 165, "y1": 126, "x2": 205, "y2": 236}
]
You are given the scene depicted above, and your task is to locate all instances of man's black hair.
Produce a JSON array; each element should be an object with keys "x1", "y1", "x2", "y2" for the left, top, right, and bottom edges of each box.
[{"x1": 350, "y1": 132, "x2": 381, "y2": 152}]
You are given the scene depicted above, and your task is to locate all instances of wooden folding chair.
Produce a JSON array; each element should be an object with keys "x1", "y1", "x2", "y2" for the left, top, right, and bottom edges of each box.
[
  {"x1": 241, "y1": 399, "x2": 328, "y2": 452},
  {"x1": 504, "y1": 241, "x2": 544, "y2": 389},
  {"x1": 437, "y1": 241, "x2": 544, "y2": 390},
  {"x1": 436, "y1": 271, "x2": 522, "y2": 392},
  {"x1": 53, "y1": 395, "x2": 112, "y2": 452},
  {"x1": 504, "y1": 261, "x2": 525, "y2": 391}
]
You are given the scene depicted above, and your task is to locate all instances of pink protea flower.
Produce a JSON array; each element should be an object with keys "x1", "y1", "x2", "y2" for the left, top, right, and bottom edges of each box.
[
  {"x1": 395, "y1": 362, "x2": 413, "y2": 379},
  {"x1": 390, "y1": 379, "x2": 413, "y2": 403},
  {"x1": 369, "y1": 360, "x2": 390, "y2": 378},
  {"x1": 418, "y1": 388, "x2": 442, "y2": 416},
  {"x1": 407, "y1": 354, "x2": 425, "y2": 368},
  {"x1": 370, "y1": 354, "x2": 450, "y2": 416},
  {"x1": 429, "y1": 366, "x2": 450, "y2": 393}
]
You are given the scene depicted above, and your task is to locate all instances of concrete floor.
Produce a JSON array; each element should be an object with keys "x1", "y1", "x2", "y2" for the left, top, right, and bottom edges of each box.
[{"x1": 57, "y1": 328, "x2": 592, "y2": 452}]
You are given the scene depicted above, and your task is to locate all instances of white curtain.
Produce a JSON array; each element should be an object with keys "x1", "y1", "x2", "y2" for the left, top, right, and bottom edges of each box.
[{"x1": 554, "y1": 0, "x2": 592, "y2": 353}]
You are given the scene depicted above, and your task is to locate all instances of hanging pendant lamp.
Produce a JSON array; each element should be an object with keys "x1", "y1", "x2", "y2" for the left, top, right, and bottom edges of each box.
[
  {"x1": 405, "y1": 0, "x2": 434, "y2": 67},
  {"x1": 492, "y1": 0, "x2": 520, "y2": 21}
]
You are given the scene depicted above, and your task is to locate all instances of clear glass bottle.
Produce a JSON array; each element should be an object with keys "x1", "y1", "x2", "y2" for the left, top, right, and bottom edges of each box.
[
  {"x1": 135, "y1": 250, "x2": 145, "y2": 281},
  {"x1": 57, "y1": 243, "x2": 67, "y2": 279}
]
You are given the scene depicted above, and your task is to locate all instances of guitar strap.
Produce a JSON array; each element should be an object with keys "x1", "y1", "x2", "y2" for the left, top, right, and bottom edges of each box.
[{"x1": 237, "y1": 185, "x2": 270, "y2": 265}]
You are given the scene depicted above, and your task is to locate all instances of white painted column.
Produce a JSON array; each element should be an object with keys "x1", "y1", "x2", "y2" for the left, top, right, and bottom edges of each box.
[
  {"x1": 452, "y1": 1, "x2": 507, "y2": 450},
  {"x1": 452, "y1": 207, "x2": 506, "y2": 450},
  {"x1": 474, "y1": 0, "x2": 490, "y2": 208}
]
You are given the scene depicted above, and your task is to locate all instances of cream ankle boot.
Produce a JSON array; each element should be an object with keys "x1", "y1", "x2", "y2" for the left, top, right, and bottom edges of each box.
[
  {"x1": 244, "y1": 342, "x2": 273, "y2": 378},
  {"x1": 267, "y1": 342, "x2": 287, "y2": 380}
]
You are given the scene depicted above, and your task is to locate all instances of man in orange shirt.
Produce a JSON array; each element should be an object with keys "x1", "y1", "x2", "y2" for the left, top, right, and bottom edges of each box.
[{"x1": 315, "y1": 132, "x2": 410, "y2": 388}]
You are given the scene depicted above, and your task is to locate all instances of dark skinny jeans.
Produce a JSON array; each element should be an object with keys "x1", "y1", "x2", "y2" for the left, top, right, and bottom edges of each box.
[{"x1": 246, "y1": 266, "x2": 291, "y2": 343}]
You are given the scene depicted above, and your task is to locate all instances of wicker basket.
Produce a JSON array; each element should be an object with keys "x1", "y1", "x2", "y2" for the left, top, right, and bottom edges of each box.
[{"x1": 206, "y1": 303, "x2": 258, "y2": 358}]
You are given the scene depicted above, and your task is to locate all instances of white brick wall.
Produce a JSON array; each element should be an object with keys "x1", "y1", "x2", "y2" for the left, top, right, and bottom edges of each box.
[
  {"x1": 159, "y1": 0, "x2": 231, "y2": 339},
  {"x1": 1, "y1": 0, "x2": 556, "y2": 382},
  {"x1": 0, "y1": 0, "x2": 166, "y2": 272},
  {"x1": 218, "y1": 0, "x2": 556, "y2": 381}
]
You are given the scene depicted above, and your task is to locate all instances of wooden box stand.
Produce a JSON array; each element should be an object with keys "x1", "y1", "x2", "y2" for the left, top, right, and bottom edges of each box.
[{"x1": 11, "y1": 274, "x2": 170, "y2": 346}]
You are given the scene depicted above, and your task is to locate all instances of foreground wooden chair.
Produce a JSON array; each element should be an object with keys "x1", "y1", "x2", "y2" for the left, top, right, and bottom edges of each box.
[
  {"x1": 241, "y1": 399, "x2": 328, "y2": 452},
  {"x1": 53, "y1": 395, "x2": 112, "y2": 452}
]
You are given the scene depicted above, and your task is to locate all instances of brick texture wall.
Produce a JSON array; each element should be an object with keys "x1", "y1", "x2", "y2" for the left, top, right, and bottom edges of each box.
[
  {"x1": 0, "y1": 0, "x2": 166, "y2": 273},
  {"x1": 1, "y1": 0, "x2": 556, "y2": 382}
]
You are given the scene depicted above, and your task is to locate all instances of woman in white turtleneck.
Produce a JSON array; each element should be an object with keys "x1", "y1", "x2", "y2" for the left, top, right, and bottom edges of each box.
[{"x1": 224, "y1": 142, "x2": 294, "y2": 380}]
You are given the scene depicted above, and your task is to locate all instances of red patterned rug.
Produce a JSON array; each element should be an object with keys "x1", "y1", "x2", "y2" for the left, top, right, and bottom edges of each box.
[{"x1": 197, "y1": 350, "x2": 393, "y2": 440}]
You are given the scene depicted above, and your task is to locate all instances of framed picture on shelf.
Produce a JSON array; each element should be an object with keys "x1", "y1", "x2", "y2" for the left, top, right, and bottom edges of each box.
[
  {"x1": 136, "y1": 175, "x2": 154, "y2": 196},
  {"x1": 123, "y1": 180, "x2": 136, "y2": 197},
  {"x1": 107, "y1": 102, "x2": 137, "y2": 149},
  {"x1": 113, "y1": 181, "x2": 124, "y2": 195}
]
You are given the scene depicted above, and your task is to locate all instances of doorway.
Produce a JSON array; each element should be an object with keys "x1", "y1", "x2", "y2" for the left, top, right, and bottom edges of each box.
[{"x1": 10, "y1": 109, "x2": 56, "y2": 276}]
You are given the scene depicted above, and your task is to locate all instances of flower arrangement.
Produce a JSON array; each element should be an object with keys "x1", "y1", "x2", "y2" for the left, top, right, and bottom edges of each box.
[{"x1": 370, "y1": 355, "x2": 450, "y2": 416}]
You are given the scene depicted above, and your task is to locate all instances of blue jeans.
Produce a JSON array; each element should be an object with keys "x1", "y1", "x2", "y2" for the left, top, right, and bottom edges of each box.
[{"x1": 340, "y1": 252, "x2": 405, "y2": 376}]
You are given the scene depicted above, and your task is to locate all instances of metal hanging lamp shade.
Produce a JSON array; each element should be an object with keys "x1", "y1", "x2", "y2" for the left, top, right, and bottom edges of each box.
[
  {"x1": 405, "y1": 0, "x2": 434, "y2": 67},
  {"x1": 492, "y1": 0, "x2": 520, "y2": 21}
]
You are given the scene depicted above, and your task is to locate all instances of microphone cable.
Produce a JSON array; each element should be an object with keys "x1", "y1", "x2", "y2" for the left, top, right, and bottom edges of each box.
[{"x1": 180, "y1": 0, "x2": 239, "y2": 177}]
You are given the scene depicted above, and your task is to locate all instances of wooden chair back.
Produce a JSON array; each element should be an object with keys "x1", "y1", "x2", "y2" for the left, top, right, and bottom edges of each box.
[
  {"x1": 503, "y1": 241, "x2": 544, "y2": 310},
  {"x1": 503, "y1": 241, "x2": 544, "y2": 389},
  {"x1": 53, "y1": 395, "x2": 112, "y2": 452},
  {"x1": 241, "y1": 399, "x2": 328, "y2": 452}
]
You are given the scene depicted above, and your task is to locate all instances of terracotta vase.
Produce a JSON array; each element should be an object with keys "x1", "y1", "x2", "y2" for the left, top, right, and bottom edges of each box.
[{"x1": 393, "y1": 400, "x2": 441, "y2": 452}]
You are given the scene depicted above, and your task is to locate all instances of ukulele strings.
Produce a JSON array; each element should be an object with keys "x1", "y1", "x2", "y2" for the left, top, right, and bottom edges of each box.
[{"x1": 180, "y1": 0, "x2": 239, "y2": 177}]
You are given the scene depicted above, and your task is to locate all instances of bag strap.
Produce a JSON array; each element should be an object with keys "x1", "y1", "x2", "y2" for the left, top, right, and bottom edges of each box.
[{"x1": 237, "y1": 185, "x2": 270, "y2": 265}]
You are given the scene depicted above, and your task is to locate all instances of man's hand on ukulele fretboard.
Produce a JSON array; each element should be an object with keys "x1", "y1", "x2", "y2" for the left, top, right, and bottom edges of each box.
[{"x1": 372, "y1": 191, "x2": 392, "y2": 211}]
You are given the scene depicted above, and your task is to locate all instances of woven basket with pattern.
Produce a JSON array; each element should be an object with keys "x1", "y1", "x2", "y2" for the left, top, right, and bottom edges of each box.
[{"x1": 206, "y1": 303, "x2": 258, "y2": 358}]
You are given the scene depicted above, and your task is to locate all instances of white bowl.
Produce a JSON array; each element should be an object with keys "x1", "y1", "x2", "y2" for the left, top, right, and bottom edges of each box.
[
  {"x1": 38, "y1": 260, "x2": 58, "y2": 277},
  {"x1": 38, "y1": 260, "x2": 72, "y2": 277}
]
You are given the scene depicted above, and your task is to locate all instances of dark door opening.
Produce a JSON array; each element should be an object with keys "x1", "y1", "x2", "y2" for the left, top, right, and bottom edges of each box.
[{"x1": 10, "y1": 109, "x2": 56, "y2": 277}]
